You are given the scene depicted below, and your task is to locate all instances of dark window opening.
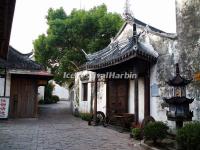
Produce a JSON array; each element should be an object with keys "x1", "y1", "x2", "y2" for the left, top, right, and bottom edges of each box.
[{"x1": 83, "y1": 83, "x2": 88, "y2": 101}]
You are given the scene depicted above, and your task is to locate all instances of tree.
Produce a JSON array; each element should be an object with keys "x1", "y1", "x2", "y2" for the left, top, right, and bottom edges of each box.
[{"x1": 33, "y1": 5, "x2": 123, "y2": 85}]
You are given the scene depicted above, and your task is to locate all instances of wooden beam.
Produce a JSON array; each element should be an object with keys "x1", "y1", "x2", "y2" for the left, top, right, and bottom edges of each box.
[
  {"x1": 4, "y1": 69, "x2": 7, "y2": 96},
  {"x1": 134, "y1": 73, "x2": 139, "y2": 124},
  {"x1": 93, "y1": 74, "x2": 97, "y2": 125},
  {"x1": 144, "y1": 74, "x2": 150, "y2": 117},
  {"x1": 0, "y1": 0, "x2": 16, "y2": 59},
  {"x1": 106, "y1": 79, "x2": 109, "y2": 117}
]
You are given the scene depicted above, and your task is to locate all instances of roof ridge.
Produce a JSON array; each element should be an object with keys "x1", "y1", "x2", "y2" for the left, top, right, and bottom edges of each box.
[
  {"x1": 9, "y1": 46, "x2": 33, "y2": 56},
  {"x1": 113, "y1": 18, "x2": 177, "y2": 41}
]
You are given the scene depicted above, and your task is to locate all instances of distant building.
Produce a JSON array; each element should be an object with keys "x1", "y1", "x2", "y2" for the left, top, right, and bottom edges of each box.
[{"x1": 38, "y1": 81, "x2": 69, "y2": 101}]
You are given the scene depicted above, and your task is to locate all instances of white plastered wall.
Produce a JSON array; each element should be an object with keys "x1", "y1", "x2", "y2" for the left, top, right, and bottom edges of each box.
[
  {"x1": 78, "y1": 71, "x2": 94, "y2": 113},
  {"x1": 97, "y1": 82, "x2": 107, "y2": 115},
  {"x1": 74, "y1": 71, "x2": 107, "y2": 115},
  {"x1": 0, "y1": 77, "x2": 5, "y2": 96},
  {"x1": 150, "y1": 65, "x2": 175, "y2": 129},
  {"x1": 38, "y1": 86, "x2": 45, "y2": 101},
  {"x1": 138, "y1": 78, "x2": 145, "y2": 123},
  {"x1": 5, "y1": 72, "x2": 11, "y2": 97},
  {"x1": 128, "y1": 77, "x2": 145, "y2": 123},
  {"x1": 0, "y1": 71, "x2": 11, "y2": 97}
]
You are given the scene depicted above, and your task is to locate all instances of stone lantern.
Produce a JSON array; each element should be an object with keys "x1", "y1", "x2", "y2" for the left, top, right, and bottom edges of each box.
[{"x1": 163, "y1": 63, "x2": 194, "y2": 128}]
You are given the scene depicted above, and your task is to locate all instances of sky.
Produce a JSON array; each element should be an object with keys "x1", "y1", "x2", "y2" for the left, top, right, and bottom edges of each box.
[{"x1": 10, "y1": 0, "x2": 176, "y2": 54}]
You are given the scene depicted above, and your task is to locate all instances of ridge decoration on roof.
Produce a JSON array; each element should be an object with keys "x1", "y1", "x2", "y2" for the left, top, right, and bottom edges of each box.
[
  {"x1": 114, "y1": 18, "x2": 177, "y2": 41},
  {"x1": 83, "y1": 36, "x2": 158, "y2": 71},
  {"x1": 80, "y1": 11, "x2": 178, "y2": 71}
]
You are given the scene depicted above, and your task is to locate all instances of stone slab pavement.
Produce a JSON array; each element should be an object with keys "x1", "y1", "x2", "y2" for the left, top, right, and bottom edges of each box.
[{"x1": 0, "y1": 101, "x2": 149, "y2": 150}]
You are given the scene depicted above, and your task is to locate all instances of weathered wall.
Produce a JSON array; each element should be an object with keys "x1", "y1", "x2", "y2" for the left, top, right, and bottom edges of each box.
[
  {"x1": 72, "y1": 0, "x2": 200, "y2": 128},
  {"x1": 138, "y1": 78, "x2": 145, "y2": 122},
  {"x1": 73, "y1": 71, "x2": 107, "y2": 114},
  {"x1": 0, "y1": 77, "x2": 5, "y2": 96},
  {"x1": 148, "y1": 34, "x2": 178, "y2": 129},
  {"x1": 128, "y1": 78, "x2": 145, "y2": 123},
  {"x1": 0, "y1": 72, "x2": 11, "y2": 97},
  {"x1": 5, "y1": 72, "x2": 11, "y2": 97},
  {"x1": 176, "y1": 0, "x2": 200, "y2": 121},
  {"x1": 97, "y1": 82, "x2": 107, "y2": 115},
  {"x1": 38, "y1": 86, "x2": 45, "y2": 101},
  {"x1": 148, "y1": 0, "x2": 200, "y2": 128},
  {"x1": 75, "y1": 71, "x2": 94, "y2": 113},
  {"x1": 136, "y1": 25, "x2": 177, "y2": 128}
]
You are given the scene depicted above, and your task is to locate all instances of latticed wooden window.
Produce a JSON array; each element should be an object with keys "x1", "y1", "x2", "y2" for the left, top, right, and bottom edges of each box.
[{"x1": 82, "y1": 83, "x2": 88, "y2": 101}]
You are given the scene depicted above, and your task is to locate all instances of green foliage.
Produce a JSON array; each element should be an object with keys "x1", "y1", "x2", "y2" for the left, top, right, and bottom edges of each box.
[
  {"x1": 131, "y1": 128, "x2": 142, "y2": 140},
  {"x1": 176, "y1": 122, "x2": 200, "y2": 150},
  {"x1": 144, "y1": 121, "x2": 168, "y2": 143},
  {"x1": 44, "y1": 82, "x2": 55, "y2": 104},
  {"x1": 33, "y1": 5, "x2": 123, "y2": 85},
  {"x1": 80, "y1": 113, "x2": 92, "y2": 121},
  {"x1": 38, "y1": 99, "x2": 44, "y2": 105},
  {"x1": 52, "y1": 95, "x2": 60, "y2": 103},
  {"x1": 74, "y1": 108, "x2": 80, "y2": 117}
]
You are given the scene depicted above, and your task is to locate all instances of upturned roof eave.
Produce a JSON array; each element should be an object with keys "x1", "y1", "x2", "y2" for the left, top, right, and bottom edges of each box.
[{"x1": 84, "y1": 49, "x2": 158, "y2": 71}]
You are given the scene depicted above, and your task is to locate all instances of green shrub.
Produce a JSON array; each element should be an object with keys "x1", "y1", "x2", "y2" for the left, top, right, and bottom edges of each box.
[
  {"x1": 80, "y1": 113, "x2": 92, "y2": 121},
  {"x1": 176, "y1": 122, "x2": 200, "y2": 150},
  {"x1": 38, "y1": 99, "x2": 44, "y2": 104},
  {"x1": 132, "y1": 128, "x2": 142, "y2": 140},
  {"x1": 144, "y1": 121, "x2": 168, "y2": 143},
  {"x1": 52, "y1": 95, "x2": 60, "y2": 103},
  {"x1": 74, "y1": 108, "x2": 80, "y2": 117},
  {"x1": 44, "y1": 83, "x2": 56, "y2": 104}
]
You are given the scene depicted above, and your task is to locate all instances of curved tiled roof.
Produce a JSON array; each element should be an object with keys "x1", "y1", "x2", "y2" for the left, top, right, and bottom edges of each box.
[
  {"x1": 0, "y1": 46, "x2": 43, "y2": 70},
  {"x1": 114, "y1": 18, "x2": 177, "y2": 41},
  {"x1": 81, "y1": 17, "x2": 177, "y2": 71},
  {"x1": 83, "y1": 36, "x2": 158, "y2": 71}
]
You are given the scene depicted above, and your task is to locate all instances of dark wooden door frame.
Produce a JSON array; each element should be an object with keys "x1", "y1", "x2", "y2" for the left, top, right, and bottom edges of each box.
[
  {"x1": 106, "y1": 79, "x2": 129, "y2": 117},
  {"x1": 144, "y1": 74, "x2": 150, "y2": 117},
  {"x1": 134, "y1": 74, "x2": 139, "y2": 124},
  {"x1": 135, "y1": 65, "x2": 151, "y2": 124},
  {"x1": 10, "y1": 76, "x2": 38, "y2": 118}
]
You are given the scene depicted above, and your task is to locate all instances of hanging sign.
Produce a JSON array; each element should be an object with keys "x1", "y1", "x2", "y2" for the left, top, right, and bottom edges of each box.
[
  {"x1": 194, "y1": 72, "x2": 200, "y2": 81},
  {"x1": 0, "y1": 97, "x2": 9, "y2": 118}
]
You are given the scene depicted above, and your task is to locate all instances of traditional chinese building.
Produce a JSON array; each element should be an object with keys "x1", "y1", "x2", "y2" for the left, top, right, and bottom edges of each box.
[
  {"x1": 0, "y1": 0, "x2": 54, "y2": 118},
  {"x1": 0, "y1": 46, "x2": 53, "y2": 118},
  {"x1": 71, "y1": 0, "x2": 200, "y2": 129}
]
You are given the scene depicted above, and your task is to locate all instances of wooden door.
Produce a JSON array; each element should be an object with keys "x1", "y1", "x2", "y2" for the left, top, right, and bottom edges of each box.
[
  {"x1": 107, "y1": 80, "x2": 128, "y2": 117},
  {"x1": 10, "y1": 76, "x2": 37, "y2": 118}
]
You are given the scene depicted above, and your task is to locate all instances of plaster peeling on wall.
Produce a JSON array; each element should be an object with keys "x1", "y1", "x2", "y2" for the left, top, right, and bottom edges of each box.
[{"x1": 70, "y1": 0, "x2": 200, "y2": 129}]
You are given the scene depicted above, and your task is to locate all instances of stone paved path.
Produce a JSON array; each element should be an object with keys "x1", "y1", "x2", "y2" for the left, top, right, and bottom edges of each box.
[{"x1": 0, "y1": 101, "x2": 148, "y2": 150}]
